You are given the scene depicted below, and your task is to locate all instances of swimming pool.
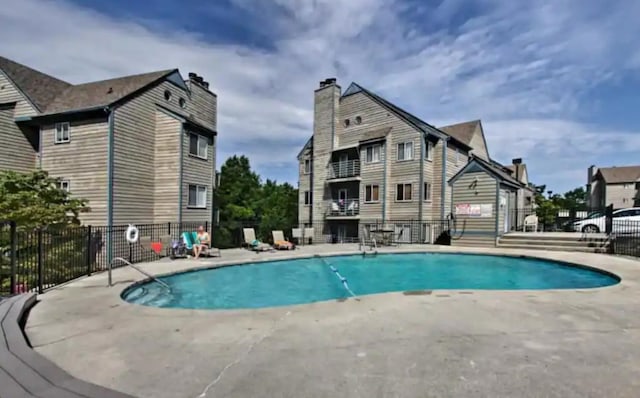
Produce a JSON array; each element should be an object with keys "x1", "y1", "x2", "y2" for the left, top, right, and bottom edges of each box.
[{"x1": 122, "y1": 253, "x2": 619, "y2": 310}]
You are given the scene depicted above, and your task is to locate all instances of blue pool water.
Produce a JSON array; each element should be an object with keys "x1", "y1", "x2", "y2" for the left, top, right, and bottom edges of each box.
[{"x1": 122, "y1": 253, "x2": 619, "y2": 310}]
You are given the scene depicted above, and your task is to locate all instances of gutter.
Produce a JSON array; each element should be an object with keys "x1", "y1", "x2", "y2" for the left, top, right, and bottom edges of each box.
[
  {"x1": 178, "y1": 125, "x2": 184, "y2": 225},
  {"x1": 106, "y1": 107, "x2": 115, "y2": 265},
  {"x1": 440, "y1": 137, "x2": 449, "y2": 219}
]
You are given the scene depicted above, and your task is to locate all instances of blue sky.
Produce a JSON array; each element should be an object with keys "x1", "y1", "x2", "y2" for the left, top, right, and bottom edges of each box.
[{"x1": 1, "y1": 0, "x2": 639, "y2": 194}]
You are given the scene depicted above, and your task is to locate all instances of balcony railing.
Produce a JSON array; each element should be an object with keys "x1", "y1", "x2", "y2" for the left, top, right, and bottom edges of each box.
[
  {"x1": 326, "y1": 198, "x2": 360, "y2": 216},
  {"x1": 328, "y1": 160, "x2": 360, "y2": 179}
]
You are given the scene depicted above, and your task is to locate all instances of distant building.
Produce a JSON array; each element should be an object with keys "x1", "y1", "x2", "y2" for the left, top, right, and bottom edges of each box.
[{"x1": 587, "y1": 165, "x2": 640, "y2": 209}]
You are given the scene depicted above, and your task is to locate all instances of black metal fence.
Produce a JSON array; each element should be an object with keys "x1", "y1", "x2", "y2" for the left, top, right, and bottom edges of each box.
[
  {"x1": 508, "y1": 207, "x2": 608, "y2": 232},
  {"x1": 0, "y1": 220, "x2": 210, "y2": 296}
]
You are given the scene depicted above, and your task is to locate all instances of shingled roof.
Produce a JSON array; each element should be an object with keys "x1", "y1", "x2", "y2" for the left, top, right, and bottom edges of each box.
[
  {"x1": 438, "y1": 120, "x2": 480, "y2": 146},
  {"x1": 43, "y1": 69, "x2": 175, "y2": 114},
  {"x1": 0, "y1": 56, "x2": 71, "y2": 112},
  {"x1": 597, "y1": 166, "x2": 640, "y2": 184}
]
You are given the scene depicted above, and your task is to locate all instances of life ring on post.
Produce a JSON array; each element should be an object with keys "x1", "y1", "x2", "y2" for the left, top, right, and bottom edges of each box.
[{"x1": 125, "y1": 224, "x2": 139, "y2": 244}]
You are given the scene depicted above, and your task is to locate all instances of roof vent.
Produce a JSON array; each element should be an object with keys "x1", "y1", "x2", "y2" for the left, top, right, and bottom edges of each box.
[
  {"x1": 188, "y1": 72, "x2": 197, "y2": 80},
  {"x1": 512, "y1": 158, "x2": 522, "y2": 165},
  {"x1": 319, "y1": 78, "x2": 337, "y2": 88},
  {"x1": 202, "y1": 81, "x2": 209, "y2": 89},
  {"x1": 107, "y1": 87, "x2": 113, "y2": 94}
]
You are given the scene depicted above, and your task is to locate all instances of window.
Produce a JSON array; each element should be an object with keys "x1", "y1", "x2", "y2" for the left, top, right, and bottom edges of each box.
[
  {"x1": 54, "y1": 122, "x2": 70, "y2": 143},
  {"x1": 189, "y1": 133, "x2": 208, "y2": 159},
  {"x1": 58, "y1": 180, "x2": 70, "y2": 192},
  {"x1": 304, "y1": 159, "x2": 311, "y2": 174},
  {"x1": 164, "y1": 90, "x2": 172, "y2": 101},
  {"x1": 179, "y1": 97, "x2": 186, "y2": 108},
  {"x1": 423, "y1": 182, "x2": 432, "y2": 201},
  {"x1": 188, "y1": 184, "x2": 207, "y2": 208},
  {"x1": 365, "y1": 144, "x2": 381, "y2": 163},
  {"x1": 355, "y1": 116, "x2": 362, "y2": 125},
  {"x1": 304, "y1": 191, "x2": 312, "y2": 205},
  {"x1": 343, "y1": 119, "x2": 350, "y2": 127},
  {"x1": 396, "y1": 183, "x2": 412, "y2": 201},
  {"x1": 424, "y1": 140, "x2": 433, "y2": 161},
  {"x1": 397, "y1": 141, "x2": 413, "y2": 161},
  {"x1": 365, "y1": 184, "x2": 380, "y2": 203}
]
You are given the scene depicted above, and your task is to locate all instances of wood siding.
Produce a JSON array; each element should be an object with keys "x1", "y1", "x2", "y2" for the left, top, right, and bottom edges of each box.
[
  {"x1": 153, "y1": 112, "x2": 181, "y2": 222},
  {"x1": 450, "y1": 170, "x2": 497, "y2": 247},
  {"x1": 0, "y1": 71, "x2": 38, "y2": 117},
  {"x1": 40, "y1": 119, "x2": 109, "y2": 225},
  {"x1": 359, "y1": 141, "x2": 385, "y2": 220},
  {"x1": 468, "y1": 125, "x2": 490, "y2": 160},
  {"x1": 186, "y1": 81, "x2": 217, "y2": 131},
  {"x1": 0, "y1": 105, "x2": 36, "y2": 172},
  {"x1": 606, "y1": 183, "x2": 637, "y2": 209},
  {"x1": 298, "y1": 156, "x2": 312, "y2": 224},
  {"x1": 113, "y1": 80, "x2": 216, "y2": 225},
  {"x1": 182, "y1": 128, "x2": 214, "y2": 223}
]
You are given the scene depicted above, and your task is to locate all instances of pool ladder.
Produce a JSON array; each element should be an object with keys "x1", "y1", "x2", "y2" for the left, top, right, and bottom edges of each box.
[
  {"x1": 359, "y1": 237, "x2": 378, "y2": 256},
  {"x1": 108, "y1": 257, "x2": 171, "y2": 291}
]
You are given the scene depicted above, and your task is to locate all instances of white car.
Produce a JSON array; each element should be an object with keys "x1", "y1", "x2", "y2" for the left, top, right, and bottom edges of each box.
[{"x1": 572, "y1": 207, "x2": 640, "y2": 233}]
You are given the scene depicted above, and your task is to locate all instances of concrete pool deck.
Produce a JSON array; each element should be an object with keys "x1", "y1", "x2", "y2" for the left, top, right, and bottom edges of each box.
[{"x1": 25, "y1": 244, "x2": 640, "y2": 398}]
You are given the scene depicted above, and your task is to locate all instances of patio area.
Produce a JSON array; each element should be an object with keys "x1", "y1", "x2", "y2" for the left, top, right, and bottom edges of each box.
[{"x1": 23, "y1": 245, "x2": 640, "y2": 398}]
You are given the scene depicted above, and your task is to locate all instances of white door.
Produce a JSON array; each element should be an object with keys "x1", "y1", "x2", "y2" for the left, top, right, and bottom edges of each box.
[
  {"x1": 500, "y1": 192, "x2": 509, "y2": 233},
  {"x1": 338, "y1": 154, "x2": 349, "y2": 178},
  {"x1": 338, "y1": 189, "x2": 347, "y2": 214}
]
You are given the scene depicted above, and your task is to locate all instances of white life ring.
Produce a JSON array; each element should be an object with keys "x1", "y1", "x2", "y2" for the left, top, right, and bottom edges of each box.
[{"x1": 125, "y1": 224, "x2": 139, "y2": 244}]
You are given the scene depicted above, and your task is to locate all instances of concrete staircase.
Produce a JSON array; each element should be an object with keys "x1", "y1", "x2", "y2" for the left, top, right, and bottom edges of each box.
[{"x1": 497, "y1": 232, "x2": 610, "y2": 253}]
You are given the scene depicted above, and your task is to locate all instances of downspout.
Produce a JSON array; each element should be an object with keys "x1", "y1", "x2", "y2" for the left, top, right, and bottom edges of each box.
[
  {"x1": 495, "y1": 180, "x2": 500, "y2": 244},
  {"x1": 418, "y1": 134, "x2": 425, "y2": 239},
  {"x1": 38, "y1": 127, "x2": 42, "y2": 168},
  {"x1": 309, "y1": 151, "x2": 314, "y2": 225},
  {"x1": 106, "y1": 108, "x2": 115, "y2": 265},
  {"x1": 382, "y1": 141, "x2": 387, "y2": 222},
  {"x1": 331, "y1": 90, "x2": 335, "y2": 151},
  {"x1": 178, "y1": 125, "x2": 184, "y2": 225},
  {"x1": 440, "y1": 138, "x2": 449, "y2": 219}
]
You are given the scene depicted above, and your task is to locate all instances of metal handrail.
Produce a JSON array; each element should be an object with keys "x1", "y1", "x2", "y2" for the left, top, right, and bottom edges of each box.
[
  {"x1": 326, "y1": 198, "x2": 360, "y2": 216},
  {"x1": 328, "y1": 159, "x2": 360, "y2": 179},
  {"x1": 109, "y1": 257, "x2": 171, "y2": 291}
]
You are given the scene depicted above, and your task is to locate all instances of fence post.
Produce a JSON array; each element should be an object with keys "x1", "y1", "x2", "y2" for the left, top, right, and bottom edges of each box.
[
  {"x1": 168, "y1": 222, "x2": 171, "y2": 237},
  {"x1": 86, "y1": 225, "x2": 92, "y2": 276},
  {"x1": 205, "y1": 221, "x2": 209, "y2": 232},
  {"x1": 37, "y1": 228, "x2": 44, "y2": 294},
  {"x1": 9, "y1": 221, "x2": 17, "y2": 295}
]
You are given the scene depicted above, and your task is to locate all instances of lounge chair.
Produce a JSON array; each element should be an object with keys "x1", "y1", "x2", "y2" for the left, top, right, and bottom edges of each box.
[
  {"x1": 272, "y1": 230, "x2": 295, "y2": 250},
  {"x1": 243, "y1": 228, "x2": 273, "y2": 252},
  {"x1": 180, "y1": 231, "x2": 221, "y2": 257}
]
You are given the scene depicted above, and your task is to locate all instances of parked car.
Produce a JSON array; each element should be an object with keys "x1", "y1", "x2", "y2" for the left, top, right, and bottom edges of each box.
[{"x1": 572, "y1": 208, "x2": 640, "y2": 233}]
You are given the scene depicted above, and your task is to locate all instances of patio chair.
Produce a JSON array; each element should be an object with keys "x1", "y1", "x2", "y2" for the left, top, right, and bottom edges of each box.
[
  {"x1": 180, "y1": 231, "x2": 221, "y2": 257},
  {"x1": 523, "y1": 215, "x2": 538, "y2": 232},
  {"x1": 303, "y1": 227, "x2": 315, "y2": 244},
  {"x1": 272, "y1": 230, "x2": 295, "y2": 250},
  {"x1": 243, "y1": 228, "x2": 273, "y2": 252}
]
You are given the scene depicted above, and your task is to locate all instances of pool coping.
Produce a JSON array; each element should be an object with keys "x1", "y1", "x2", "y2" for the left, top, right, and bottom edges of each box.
[{"x1": 118, "y1": 245, "x2": 629, "y2": 311}]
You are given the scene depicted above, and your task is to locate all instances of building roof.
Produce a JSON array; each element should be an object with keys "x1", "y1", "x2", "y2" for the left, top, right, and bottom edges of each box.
[
  {"x1": 359, "y1": 126, "x2": 392, "y2": 143},
  {"x1": 597, "y1": 166, "x2": 640, "y2": 184},
  {"x1": 438, "y1": 120, "x2": 480, "y2": 146},
  {"x1": 0, "y1": 56, "x2": 71, "y2": 112},
  {"x1": 449, "y1": 154, "x2": 524, "y2": 189},
  {"x1": 342, "y1": 82, "x2": 472, "y2": 151},
  {"x1": 43, "y1": 69, "x2": 175, "y2": 114}
]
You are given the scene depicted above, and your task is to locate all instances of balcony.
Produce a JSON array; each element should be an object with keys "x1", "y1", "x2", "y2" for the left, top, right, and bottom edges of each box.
[
  {"x1": 327, "y1": 159, "x2": 361, "y2": 181},
  {"x1": 326, "y1": 198, "x2": 360, "y2": 219}
]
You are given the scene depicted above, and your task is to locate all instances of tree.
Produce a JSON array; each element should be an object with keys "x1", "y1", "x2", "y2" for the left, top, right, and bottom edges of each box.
[
  {"x1": 213, "y1": 155, "x2": 298, "y2": 248},
  {"x1": 558, "y1": 187, "x2": 587, "y2": 210},
  {"x1": 0, "y1": 170, "x2": 88, "y2": 229}
]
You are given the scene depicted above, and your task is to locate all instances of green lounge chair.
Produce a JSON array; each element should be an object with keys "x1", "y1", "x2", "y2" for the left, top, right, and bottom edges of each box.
[{"x1": 181, "y1": 231, "x2": 221, "y2": 257}]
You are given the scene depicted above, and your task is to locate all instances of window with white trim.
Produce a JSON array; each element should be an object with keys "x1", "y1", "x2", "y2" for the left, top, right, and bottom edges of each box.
[
  {"x1": 424, "y1": 140, "x2": 433, "y2": 161},
  {"x1": 364, "y1": 184, "x2": 380, "y2": 203},
  {"x1": 304, "y1": 191, "x2": 312, "y2": 205},
  {"x1": 423, "y1": 182, "x2": 432, "y2": 201},
  {"x1": 365, "y1": 144, "x2": 381, "y2": 163},
  {"x1": 189, "y1": 133, "x2": 208, "y2": 159},
  {"x1": 396, "y1": 183, "x2": 412, "y2": 201},
  {"x1": 54, "y1": 122, "x2": 70, "y2": 144},
  {"x1": 304, "y1": 159, "x2": 311, "y2": 174},
  {"x1": 397, "y1": 141, "x2": 413, "y2": 161},
  {"x1": 58, "y1": 180, "x2": 70, "y2": 193},
  {"x1": 188, "y1": 184, "x2": 207, "y2": 208}
]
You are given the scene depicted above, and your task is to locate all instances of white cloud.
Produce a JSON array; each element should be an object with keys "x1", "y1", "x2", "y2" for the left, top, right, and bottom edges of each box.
[{"x1": 1, "y1": 0, "x2": 639, "y2": 193}]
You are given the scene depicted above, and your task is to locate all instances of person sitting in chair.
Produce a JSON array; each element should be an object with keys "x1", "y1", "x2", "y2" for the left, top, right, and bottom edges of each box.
[{"x1": 194, "y1": 225, "x2": 210, "y2": 259}]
